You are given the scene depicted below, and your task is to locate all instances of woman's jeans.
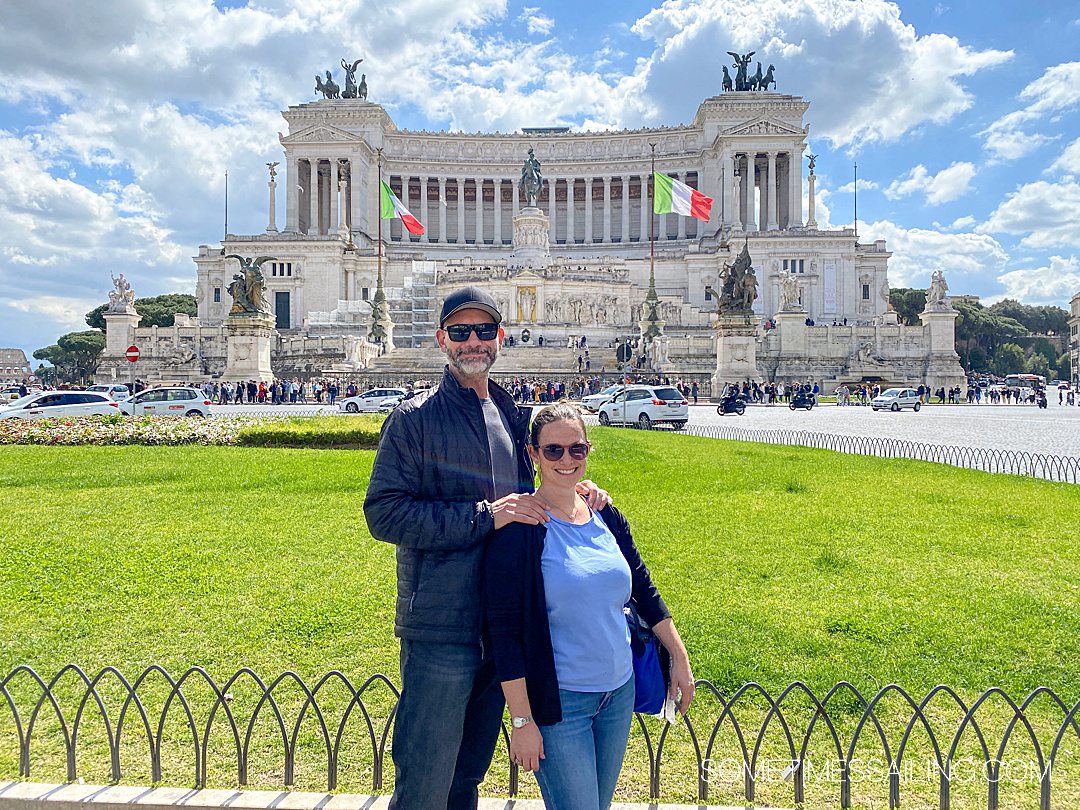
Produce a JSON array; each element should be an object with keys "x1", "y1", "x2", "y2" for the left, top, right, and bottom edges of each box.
[{"x1": 535, "y1": 677, "x2": 634, "y2": 810}]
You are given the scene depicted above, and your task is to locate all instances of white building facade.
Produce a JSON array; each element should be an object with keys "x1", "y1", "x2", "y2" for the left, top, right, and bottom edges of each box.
[{"x1": 98, "y1": 87, "x2": 962, "y2": 391}]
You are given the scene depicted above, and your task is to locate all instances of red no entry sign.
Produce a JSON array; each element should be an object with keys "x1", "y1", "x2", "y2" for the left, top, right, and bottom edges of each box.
[{"x1": 125, "y1": 345, "x2": 141, "y2": 363}]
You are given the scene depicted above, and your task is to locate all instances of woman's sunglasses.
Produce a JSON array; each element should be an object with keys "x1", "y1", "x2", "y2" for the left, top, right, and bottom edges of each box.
[
  {"x1": 536, "y1": 442, "x2": 591, "y2": 462},
  {"x1": 444, "y1": 323, "x2": 499, "y2": 342}
]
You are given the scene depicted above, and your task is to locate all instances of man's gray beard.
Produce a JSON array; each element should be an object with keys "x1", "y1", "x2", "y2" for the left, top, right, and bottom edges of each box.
[{"x1": 449, "y1": 348, "x2": 496, "y2": 377}]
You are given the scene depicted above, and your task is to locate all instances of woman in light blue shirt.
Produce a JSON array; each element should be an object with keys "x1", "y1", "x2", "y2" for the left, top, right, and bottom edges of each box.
[{"x1": 485, "y1": 403, "x2": 694, "y2": 809}]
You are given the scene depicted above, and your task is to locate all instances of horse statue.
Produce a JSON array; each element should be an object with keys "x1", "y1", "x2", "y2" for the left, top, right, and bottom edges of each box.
[
  {"x1": 340, "y1": 58, "x2": 363, "y2": 98},
  {"x1": 760, "y1": 64, "x2": 776, "y2": 91},
  {"x1": 721, "y1": 65, "x2": 733, "y2": 92},
  {"x1": 357, "y1": 73, "x2": 368, "y2": 100},
  {"x1": 750, "y1": 62, "x2": 764, "y2": 91},
  {"x1": 315, "y1": 71, "x2": 340, "y2": 99},
  {"x1": 519, "y1": 147, "x2": 543, "y2": 209}
]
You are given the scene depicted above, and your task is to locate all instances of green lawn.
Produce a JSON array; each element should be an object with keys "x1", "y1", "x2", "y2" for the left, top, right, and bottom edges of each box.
[{"x1": 2, "y1": 432, "x2": 1079, "y2": 808}]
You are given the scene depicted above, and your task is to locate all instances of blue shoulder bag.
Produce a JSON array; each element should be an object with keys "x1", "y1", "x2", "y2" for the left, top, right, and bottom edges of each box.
[{"x1": 625, "y1": 599, "x2": 670, "y2": 715}]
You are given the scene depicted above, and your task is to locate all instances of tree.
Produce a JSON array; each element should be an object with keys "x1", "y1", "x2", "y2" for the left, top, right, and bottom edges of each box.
[
  {"x1": 84, "y1": 293, "x2": 197, "y2": 331},
  {"x1": 993, "y1": 343, "x2": 1026, "y2": 377},
  {"x1": 1057, "y1": 353, "x2": 1072, "y2": 381},
  {"x1": 889, "y1": 288, "x2": 926, "y2": 326},
  {"x1": 34, "y1": 331, "x2": 106, "y2": 384},
  {"x1": 1025, "y1": 353, "x2": 1050, "y2": 378}
]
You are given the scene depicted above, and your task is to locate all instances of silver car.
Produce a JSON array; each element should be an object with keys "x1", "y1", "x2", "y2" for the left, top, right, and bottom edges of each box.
[
  {"x1": 871, "y1": 387, "x2": 922, "y2": 412},
  {"x1": 339, "y1": 387, "x2": 408, "y2": 413},
  {"x1": 581, "y1": 384, "x2": 624, "y2": 413},
  {"x1": 598, "y1": 385, "x2": 688, "y2": 429}
]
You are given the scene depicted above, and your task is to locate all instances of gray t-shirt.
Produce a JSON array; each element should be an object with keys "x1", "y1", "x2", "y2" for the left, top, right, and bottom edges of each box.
[{"x1": 481, "y1": 396, "x2": 518, "y2": 499}]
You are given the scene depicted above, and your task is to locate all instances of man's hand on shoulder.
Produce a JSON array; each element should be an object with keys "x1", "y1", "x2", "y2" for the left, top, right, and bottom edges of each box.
[
  {"x1": 492, "y1": 493, "x2": 551, "y2": 530},
  {"x1": 576, "y1": 480, "x2": 611, "y2": 511}
]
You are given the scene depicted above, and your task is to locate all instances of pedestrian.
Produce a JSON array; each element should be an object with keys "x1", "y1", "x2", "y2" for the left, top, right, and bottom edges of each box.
[
  {"x1": 691, "y1": 380, "x2": 698, "y2": 404},
  {"x1": 364, "y1": 287, "x2": 610, "y2": 809},
  {"x1": 484, "y1": 403, "x2": 694, "y2": 809}
]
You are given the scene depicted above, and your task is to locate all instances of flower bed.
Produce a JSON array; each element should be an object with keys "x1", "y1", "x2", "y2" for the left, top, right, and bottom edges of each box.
[{"x1": 0, "y1": 415, "x2": 269, "y2": 446}]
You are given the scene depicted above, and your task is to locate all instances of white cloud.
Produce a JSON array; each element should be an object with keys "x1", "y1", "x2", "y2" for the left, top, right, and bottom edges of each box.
[
  {"x1": 1050, "y1": 136, "x2": 1080, "y2": 174},
  {"x1": 978, "y1": 179, "x2": 1080, "y2": 249},
  {"x1": 519, "y1": 6, "x2": 555, "y2": 35},
  {"x1": 631, "y1": 0, "x2": 1011, "y2": 147},
  {"x1": 6, "y1": 296, "x2": 101, "y2": 331},
  {"x1": 836, "y1": 178, "x2": 879, "y2": 194},
  {"x1": 859, "y1": 219, "x2": 1009, "y2": 288},
  {"x1": 884, "y1": 161, "x2": 976, "y2": 204},
  {"x1": 981, "y1": 61, "x2": 1080, "y2": 161},
  {"x1": 996, "y1": 256, "x2": 1080, "y2": 306},
  {"x1": 949, "y1": 215, "x2": 976, "y2": 230}
]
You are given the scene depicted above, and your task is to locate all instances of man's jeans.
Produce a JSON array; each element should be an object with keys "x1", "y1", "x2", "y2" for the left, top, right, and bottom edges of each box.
[
  {"x1": 388, "y1": 639, "x2": 504, "y2": 810},
  {"x1": 534, "y1": 677, "x2": 634, "y2": 810}
]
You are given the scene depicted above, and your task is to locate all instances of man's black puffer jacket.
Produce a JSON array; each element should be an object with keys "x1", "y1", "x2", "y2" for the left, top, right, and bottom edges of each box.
[{"x1": 364, "y1": 366, "x2": 535, "y2": 644}]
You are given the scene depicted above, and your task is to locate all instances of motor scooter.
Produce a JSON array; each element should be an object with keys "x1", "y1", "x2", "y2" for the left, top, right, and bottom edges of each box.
[
  {"x1": 789, "y1": 390, "x2": 816, "y2": 411},
  {"x1": 716, "y1": 393, "x2": 746, "y2": 416}
]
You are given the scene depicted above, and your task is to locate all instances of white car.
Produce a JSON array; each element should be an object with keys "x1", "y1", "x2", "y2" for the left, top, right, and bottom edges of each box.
[
  {"x1": 581, "y1": 384, "x2": 624, "y2": 413},
  {"x1": 339, "y1": 387, "x2": 408, "y2": 413},
  {"x1": 871, "y1": 387, "x2": 922, "y2": 412},
  {"x1": 0, "y1": 391, "x2": 121, "y2": 419},
  {"x1": 87, "y1": 384, "x2": 131, "y2": 400},
  {"x1": 120, "y1": 387, "x2": 213, "y2": 417},
  {"x1": 597, "y1": 385, "x2": 688, "y2": 429}
]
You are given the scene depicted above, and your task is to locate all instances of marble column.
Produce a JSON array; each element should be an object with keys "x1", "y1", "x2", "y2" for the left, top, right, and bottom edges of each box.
[
  {"x1": 639, "y1": 175, "x2": 649, "y2": 242},
  {"x1": 512, "y1": 178, "x2": 520, "y2": 214},
  {"x1": 285, "y1": 157, "x2": 298, "y2": 232},
  {"x1": 420, "y1": 176, "x2": 429, "y2": 242},
  {"x1": 476, "y1": 179, "x2": 485, "y2": 245},
  {"x1": 566, "y1": 178, "x2": 575, "y2": 244},
  {"x1": 456, "y1": 177, "x2": 466, "y2": 244},
  {"x1": 622, "y1": 176, "x2": 630, "y2": 243},
  {"x1": 493, "y1": 179, "x2": 503, "y2": 246},
  {"x1": 602, "y1": 176, "x2": 612, "y2": 243},
  {"x1": 350, "y1": 156, "x2": 363, "y2": 239},
  {"x1": 584, "y1": 177, "x2": 594, "y2": 243},
  {"x1": 308, "y1": 159, "x2": 320, "y2": 235},
  {"x1": 321, "y1": 164, "x2": 333, "y2": 236},
  {"x1": 676, "y1": 172, "x2": 687, "y2": 240},
  {"x1": 732, "y1": 159, "x2": 743, "y2": 231},
  {"x1": 329, "y1": 159, "x2": 339, "y2": 236},
  {"x1": 807, "y1": 172, "x2": 818, "y2": 229},
  {"x1": 658, "y1": 172, "x2": 668, "y2": 241},
  {"x1": 789, "y1": 151, "x2": 803, "y2": 228},
  {"x1": 767, "y1": 152, "x2": 778, "y2": 231},
  {"x1": 548, "y1": 177, "x2": 557, "y2": 235},
  {"x1": 267, "y1": 178, "x2": 277, "y2": 232},
  {"x1": 438, "y1": 177, "x2": 447, "y2": 243}
]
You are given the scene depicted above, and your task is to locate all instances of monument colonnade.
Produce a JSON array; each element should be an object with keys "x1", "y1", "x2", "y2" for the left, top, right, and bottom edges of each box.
[{"x1": 279, "y1": 149, "x2": 805, "y2": 244}]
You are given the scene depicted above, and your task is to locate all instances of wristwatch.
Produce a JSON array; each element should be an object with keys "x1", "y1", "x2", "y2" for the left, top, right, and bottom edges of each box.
[{"x1": 511, "y1": 715, "x2": 532, "y2": 729}]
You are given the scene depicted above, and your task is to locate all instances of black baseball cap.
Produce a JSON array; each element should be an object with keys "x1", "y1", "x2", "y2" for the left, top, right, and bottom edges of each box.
[{"x1": 439, "y1": 286, "x2": 502, "y2": 327}]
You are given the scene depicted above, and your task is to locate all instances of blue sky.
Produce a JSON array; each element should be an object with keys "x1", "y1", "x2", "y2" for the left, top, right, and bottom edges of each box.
[{"x1": 1, "y1": 0, "x2": 1078, "y2": 367}]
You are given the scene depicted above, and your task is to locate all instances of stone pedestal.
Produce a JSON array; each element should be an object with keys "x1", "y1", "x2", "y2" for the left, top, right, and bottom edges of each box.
[
  {"x1": 920, "y1": 307, "x2": 965, "y2": 392},
  {"x1": 508, "y1": 207, "x2": 551, "y2": 271},
  {"x1": 103, "y1": 309, "x2": 141, "y2": 356},
  {"x1": 774, "y1": 311, "x2": 808, "y2": 357},
  {"x1": 225, "y1": 314, "x2": 275, "y2": 382},
  {"x1": 712, "y1": 312, "x2": 759, "y2": 396}
]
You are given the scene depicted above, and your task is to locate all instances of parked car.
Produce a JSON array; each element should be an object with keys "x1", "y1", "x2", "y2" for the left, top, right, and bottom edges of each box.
[
  {"x1": 597, "y1": 385, "x2": 688, "y2": 429},
  {"x1": 580, "y1": 384, "x2": 624, "y2": 413},
  {"x1": 338, "y1": 387, "x2": 408, "y2": 413},
  {"x1": 119, "y1": 387, "x2": 213, "y2": 417},
  {"x1": 87, "y1": 384, "x2": 131, "y2": 400},
  {"x1": 871, "y1": 387, "x2": 922, "y2": 412},
  {"x1": 1, "y1": 386, "x2": 29, "y2": 402},
  {"x1": 0, "y1": 391, "x2": 121, "y2": 419}
]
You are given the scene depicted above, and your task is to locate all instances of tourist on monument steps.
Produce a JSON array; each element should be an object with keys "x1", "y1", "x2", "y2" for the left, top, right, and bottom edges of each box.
[
  {"x1": 485, "y1": 403, "x2": 694, "y2": 810},
  {"x1": 364, "y1": 286, "x2": 610, "y2": 810}
]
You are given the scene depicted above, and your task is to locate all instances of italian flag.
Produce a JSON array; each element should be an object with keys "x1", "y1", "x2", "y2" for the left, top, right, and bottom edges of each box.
[
  {"x1": 653, "y1": 172, "x2": 713, "y2": 221},
  {"x1": 380, "y1": 179, "x2": 425, "y2": 235}
]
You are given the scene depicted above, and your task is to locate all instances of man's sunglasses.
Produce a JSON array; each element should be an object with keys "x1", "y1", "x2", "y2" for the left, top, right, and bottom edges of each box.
[
  {"x1": 444, "y1": 323, "x2": 499, "y2": 342},
  {"x1": 536, "y1": 442, "x2": 591, "y2": 461}
]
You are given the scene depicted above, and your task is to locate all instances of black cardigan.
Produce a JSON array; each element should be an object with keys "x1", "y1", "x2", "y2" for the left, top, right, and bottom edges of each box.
[{"x1": 483, "y1": 503, "x2": 671, "y2": 725}]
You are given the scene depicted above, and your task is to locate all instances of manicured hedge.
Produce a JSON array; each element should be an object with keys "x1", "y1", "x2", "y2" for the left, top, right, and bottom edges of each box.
[{"x1": 235, "y1": 415, "x2": 384, "y2": 448}]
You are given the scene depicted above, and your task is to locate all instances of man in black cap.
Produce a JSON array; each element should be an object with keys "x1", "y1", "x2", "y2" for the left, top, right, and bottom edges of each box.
[{"x1": 364, "y1": 286, "x2": 607, "y2": 809}]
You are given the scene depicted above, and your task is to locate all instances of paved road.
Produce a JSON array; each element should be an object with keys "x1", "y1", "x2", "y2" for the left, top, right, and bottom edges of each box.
[
  {"x1": 217, "y1": 398, "x2": 1080, "y2": 458},
  {"x1": 686, "y1": 399, "x2": 1080, "y2": 458}
]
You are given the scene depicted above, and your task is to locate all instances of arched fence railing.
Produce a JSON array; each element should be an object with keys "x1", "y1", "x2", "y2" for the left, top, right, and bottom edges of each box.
[
  {"x1": 2, "y1": 667, "x2": 1077, "y2": 810},
  {"x1": 581, "y1": 418, "x2": 1080, "y2": 484}
]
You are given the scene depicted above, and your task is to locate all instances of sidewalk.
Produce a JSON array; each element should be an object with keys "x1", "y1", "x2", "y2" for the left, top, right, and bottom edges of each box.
[{"x1": 0, "y1": 782, "x2": 786, "y2": 810}]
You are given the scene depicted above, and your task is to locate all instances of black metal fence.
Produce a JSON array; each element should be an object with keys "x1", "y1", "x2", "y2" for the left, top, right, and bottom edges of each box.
[
  {"x1": 2, "y1": 667, "x2": 1077, "y2": 810},
  {"x1": 583, "y1": 419, "x2": 1080, "y2": 484}
]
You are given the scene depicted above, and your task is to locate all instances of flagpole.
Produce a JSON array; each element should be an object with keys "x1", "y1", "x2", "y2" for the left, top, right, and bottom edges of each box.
[
  {"x1": 377, "y1": 148, "x2": 383, "y2": 290},
  {"x1": 853, "y1": 161, "x2": 858, "y2": 239},
  {"x1": 649, "y1": 143, "x2": 656, "y2": 287},
  {"x1": 224, "y1": 169, "x2": 228, "y2": 240}
]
